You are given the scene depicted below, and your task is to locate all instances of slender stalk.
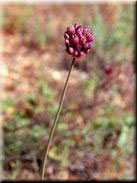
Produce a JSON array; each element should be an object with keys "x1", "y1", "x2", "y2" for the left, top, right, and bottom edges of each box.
[{"x1": 41, "y1": 57, "x2": 75, "y2": 180}]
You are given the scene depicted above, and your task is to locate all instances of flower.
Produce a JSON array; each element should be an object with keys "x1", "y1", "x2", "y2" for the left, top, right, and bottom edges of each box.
[
  {"x1": 104, "y1": 64, "x2": 113, "y2": 75},
  {"x1": 64, "y1": 23, "x2": 95, "y2": 58}
]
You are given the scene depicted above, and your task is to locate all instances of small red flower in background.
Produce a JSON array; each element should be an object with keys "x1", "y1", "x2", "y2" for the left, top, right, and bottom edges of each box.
[
  {"x1": 64, "y1": 23, "x2": 95, "y2": 58},
  {"x1": 104, "y1": 64, "x2": 113, "y2": 75}
]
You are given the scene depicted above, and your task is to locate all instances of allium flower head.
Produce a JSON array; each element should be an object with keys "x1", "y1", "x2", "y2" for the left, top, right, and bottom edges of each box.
[{"x1": 64, "y1": 23, "x2": 95, "y2": 58}]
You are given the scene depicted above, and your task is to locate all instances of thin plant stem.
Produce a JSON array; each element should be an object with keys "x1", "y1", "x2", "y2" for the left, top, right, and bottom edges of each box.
[{"x1": 41, "y1": 57, "x2": 75, "y2": 180}]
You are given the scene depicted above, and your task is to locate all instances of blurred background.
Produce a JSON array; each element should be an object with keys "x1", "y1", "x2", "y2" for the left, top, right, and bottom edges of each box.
[{"x1": 0, "y1": 2, "x2": 135, "y2": 180}]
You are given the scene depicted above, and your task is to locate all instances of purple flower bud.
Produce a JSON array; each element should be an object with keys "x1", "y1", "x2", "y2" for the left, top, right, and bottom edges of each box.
[
  {"x1": 72, "y1": 35, "x2": 79, "y2": 44},
  {"x1": 67, "y1": 47, "x2": 74, "y2": 55},
  {"x1": 79, "y1": 51, "x2": 85, "y2": 57},
  {"x1": 86, "y1": 33, "x2": 95, "y2": 41},
  {"x1": 65, "y1": 39, "x2": 70, "y2": 45},
  {"x1": 91, "y1": 34, "x2": 96, "y2": 41},
  {"x1": 67, "y1": 25, "x2": 75, "y2": 35},
  {"x1": 76, "y1": 31, "x2": 83, "y2": 38},
  {"x1": 79, "y1": 36, "x2": 86, "y2": 45},
  {"x1": 76, "y1": 44, "x2": 81, "y2": 52},
  {"x1": 74, "y1": 50, "x2": 79, "y2": 57},
  {"x1": 85, "y1": 49, "x2": 90, "y2": 54},
  {"x1": 84, "y1": 42, "x2": 92, "y2": 50},
  {"x1": 77, "y1": 27, "x2": 84, "y2": 34},
  {"x1": 83, "y1": 27, "x2": 90, "y2": 34},
  {"x1": 74, "y1": 23, "x2": 81, "y2": 30},
  {"x1": 64, "y1": 33, "x2": 69, "y2": 39},
  {"x1": 86, "y1": 33, "x2": 92, "y2": 41}
]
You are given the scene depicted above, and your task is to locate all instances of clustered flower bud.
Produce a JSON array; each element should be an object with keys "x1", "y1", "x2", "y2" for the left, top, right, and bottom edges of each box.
[{"x1": 64, "y1": 23, "x2": 95, "y2": 58}]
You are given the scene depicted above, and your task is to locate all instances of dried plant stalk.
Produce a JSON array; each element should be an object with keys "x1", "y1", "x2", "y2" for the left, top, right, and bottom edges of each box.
[{"x1": 41, "y1": 57, "x2": 75, "y2": 180}]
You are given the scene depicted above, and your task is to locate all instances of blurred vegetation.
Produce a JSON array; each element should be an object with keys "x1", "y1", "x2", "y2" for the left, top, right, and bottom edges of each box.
[{"x1": 1, "y1": 3, "x2": 135, "y2": 179}]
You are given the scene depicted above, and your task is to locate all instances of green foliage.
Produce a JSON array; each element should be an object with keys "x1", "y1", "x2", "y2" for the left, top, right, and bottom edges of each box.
[
  {"x1": 16, "y1": 7, "x2": 32, "y2": 33},
  {"x1": 33, "y1": 17, "x2": 47, "y2": 48},
  {"x1": 42, "y1": 83, "x2": 54, "y2": 101},
  {"x1": 38, "y1": 79, "x2": 55, "y2": 101},
  {"x1": 11, "y1": 112, "x2": 29, "y2": 129},
  {"x1": 29, "y1": 125, "x2": 45, "y2": 142},
  {"x1": 92, "y1": 8, "x2": 107, "y2": 55},
  {"x1": 57, "y1": 121, "x2": 68, "y2": 132},
  {"x1": 91, "y1": 5, "x2": 134, "y2": 64},
  {"x1": 83, "y1": 75, "x2": 97, "y2": 96},
  {"x1": 0, "y1": 96, "x2": 15, "y2": 110},
  {"x1": 2, "y1": 80, "x2": 56, "y2": 156},
  {"x1": 48, "y1": 104, "x2": 58, "y2": 116},
  {"x1": 24, "y1": 93, "x2": 37, "y2": 108},
  {"x1": 84, "y1": 106, "x2": 134, "y2": 156}
]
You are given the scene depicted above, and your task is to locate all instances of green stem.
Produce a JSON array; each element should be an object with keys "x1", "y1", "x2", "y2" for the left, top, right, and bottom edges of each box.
[{"x1": 41, "y1": 57, "x2": 75, "y2": 180}]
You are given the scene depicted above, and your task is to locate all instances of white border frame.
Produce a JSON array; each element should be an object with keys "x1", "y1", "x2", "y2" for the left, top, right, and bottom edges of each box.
[
  {"x1": 0, "y1": 0, "x2": 136, "y2": 4},
  {"x1": 0, "y1": 0, "x2": 135, "y2": 180}
]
